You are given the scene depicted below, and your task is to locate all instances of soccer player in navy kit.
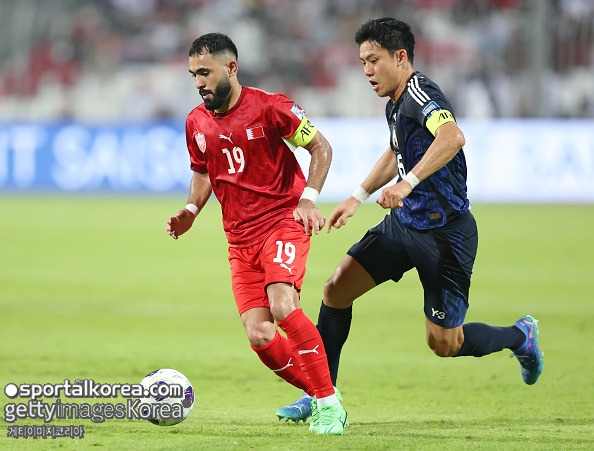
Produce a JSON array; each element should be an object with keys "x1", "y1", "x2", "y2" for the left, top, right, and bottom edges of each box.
[{"x1": 279, "y1": 17, "x2": 544, "y2": 422}]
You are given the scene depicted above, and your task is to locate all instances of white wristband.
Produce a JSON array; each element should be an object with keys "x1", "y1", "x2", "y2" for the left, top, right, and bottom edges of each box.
[
  {"x1": 185, "y1": 203, "x2": 198, "y2": 215},
  {"x1": 351, "y1": 186, "x2": 370, "y2": 203},
  {"x1": 402, "y1": 172, "x2": 420, "y2": 189},
  {"x1": 300, "y1": 187, "x2": 319, "y2": 204}
]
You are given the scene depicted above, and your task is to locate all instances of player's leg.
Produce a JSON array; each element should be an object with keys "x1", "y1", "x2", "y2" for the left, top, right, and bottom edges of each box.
[
  {"x1": 230, "y1": 246, "x2": 315, "y2": 396},
  {"x1": 267, "y1": 282, "x2": 334, "y2": 398},
  {"x1": 277, "y1": 255, "x2": 370, "y2": 427},
  {"x1": 264, "y1": 224, "x2": 347, "y2": 434},
  {"x1": 424, "y1": 318, "x2": 464, "y2": 357},
  {"x1": 425, "y1": 314, "x2": 543, "y2": 384},
  {"x1": 424, "y1": 317, "x2": 525, "y2": 357},
  {"x1": 268, "y1": 283, "x2": 348, "y2": 434},
  {"x1": 240, "y1": 307, "x2": 314, "y2": 395},
  {"x1": 320, "y1": 222, "x2": 414, "y2": 386},
  {"x1": 416, "y1": 213, "x2": 543, "y2": 383},
  {"x1": 267, "y1": 283, "x2": 331, "y2": 393},
  {"x1": 423, "y1": 282, "x2": 533, "y2": 359},
  {"x1": 416, "y1": 212, "x2": 519, "y2": 356},
  {"x1": 319, "y1": 254, "x2": 376, "y2": 386}
]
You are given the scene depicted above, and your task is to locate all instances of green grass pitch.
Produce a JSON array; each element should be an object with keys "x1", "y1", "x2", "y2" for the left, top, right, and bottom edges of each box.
[{"x1": 1, "y1": 196, "x2": 593, "y2": 450}]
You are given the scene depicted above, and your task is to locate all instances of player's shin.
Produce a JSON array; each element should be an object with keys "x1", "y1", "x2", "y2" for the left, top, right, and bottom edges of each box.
[
  {"x1": 277, "y1": 308, "x2": 335, "y2": 399},
  {"x1": 456, "y1": 322, "x2": 525, "y2": 357},
  {"x1": 251, "y1": 331, "x2": 314, "y2": 395},
  {"x1": 317, "y1": 302, "x2": 352, "y2": 386}
]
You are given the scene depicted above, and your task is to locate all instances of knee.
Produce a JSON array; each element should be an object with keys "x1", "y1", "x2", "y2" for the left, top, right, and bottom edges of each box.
[
  {"x1": 245, "y1": 321, "x2": 276, "y2": 348},
  {"x1": 323, "y1": 277, "x2": 337, "y2": 301},
  {"x1": 323, "y1": 273, "x2": 346, "y2": 307},
  {"x1": 269, "y1": 302, "x2": 296, "y2": 323},
  {"x1": 425, "y1": 320, "x2": 464, "y2": 357},
  {"x1": 427, "y1": 336, "x2": 462, "y2": 358},
  {"x1": 322, "y1": 257, "x2": 371, "y2": 309},
  {"x1": 267, "y1": 284, "x2": 299, "y2": 321}
]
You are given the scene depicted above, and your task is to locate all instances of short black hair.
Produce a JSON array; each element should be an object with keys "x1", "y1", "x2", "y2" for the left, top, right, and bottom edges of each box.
[
  {"x1": 189, "y1": 33, "x2": 238, "y2": 60},
  {"x1": 355, "y1": 18, "x2": 415, "y2": 63}
]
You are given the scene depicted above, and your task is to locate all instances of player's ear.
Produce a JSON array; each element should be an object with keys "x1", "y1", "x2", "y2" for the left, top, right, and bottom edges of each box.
[
  {"x1": 395, "y1": 49, "x2": 407, "y2": 66},
  {"x1": 227, "y1": 60, "x2": 238, "y2": 78},
  {"x1": 394, "y1": 49, "x2": 409, "y2": 65}
]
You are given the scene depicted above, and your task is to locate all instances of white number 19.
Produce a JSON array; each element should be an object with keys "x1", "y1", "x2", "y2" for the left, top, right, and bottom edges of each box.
[
  {"x1": 273, "y1": 241, "x2": 296, "y2": 264},
  {"x1": 222, "y1": 146, "x2": 245, "y2": 174}
]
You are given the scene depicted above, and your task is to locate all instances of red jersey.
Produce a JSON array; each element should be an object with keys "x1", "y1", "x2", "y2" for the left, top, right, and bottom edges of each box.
[{"x1": 186, "y1": 86, "x2": 319, "y2": 247}]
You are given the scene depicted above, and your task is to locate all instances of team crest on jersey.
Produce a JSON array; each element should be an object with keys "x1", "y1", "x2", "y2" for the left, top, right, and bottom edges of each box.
[
  {"x1": 195, "y1": 132, "x2": 206, "y2": 153},
  {"x1": 290, "y1": 102, "x2": 306, "y2": 120}
]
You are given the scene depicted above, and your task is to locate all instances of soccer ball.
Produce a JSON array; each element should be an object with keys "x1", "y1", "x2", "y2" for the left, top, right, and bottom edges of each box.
[{"x1": 139, "y1": 368, "x2": 194, "y2": 426}]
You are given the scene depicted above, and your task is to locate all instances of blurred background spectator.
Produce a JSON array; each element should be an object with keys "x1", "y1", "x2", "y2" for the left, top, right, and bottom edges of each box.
[{"x1": 0, "y1": 0, "x2": 592, "y2": 121}]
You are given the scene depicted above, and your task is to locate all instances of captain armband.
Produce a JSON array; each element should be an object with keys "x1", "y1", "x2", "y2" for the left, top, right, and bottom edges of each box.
[
  {"x1": 286, "y1": 117, "x2": 318, "y2": 148},
  {"x1": 425, "y1": 109, "x2": 455, "y2": 136}
]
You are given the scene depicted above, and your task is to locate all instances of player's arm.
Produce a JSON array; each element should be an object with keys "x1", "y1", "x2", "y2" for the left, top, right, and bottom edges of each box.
[
  {"x1": 293, "y1": 130, "x2": 332, "y2": 236},
  {"x1": 301, "y1": 130, "x2": 332, "y2": 195},
  {"x1": 408, "y1": 121, "x2": 465, "y2": 182},
  {"x1": 283, "y1": 113, "x2": 332, "y2": 236},
  {"x1": 327, "y1": 147, "x2": 398, "y2": 231},
  {"x1": 166, "y1": 171, "x2": 212, "y2": 240},
  {"x1": 378, "y1": 120, "x2": 465, "y2": 209}
]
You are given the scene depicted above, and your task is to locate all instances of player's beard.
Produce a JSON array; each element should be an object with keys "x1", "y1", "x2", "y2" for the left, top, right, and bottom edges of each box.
[{"x1": 202, "y1": 76, "x2": 232, "y2": 111}]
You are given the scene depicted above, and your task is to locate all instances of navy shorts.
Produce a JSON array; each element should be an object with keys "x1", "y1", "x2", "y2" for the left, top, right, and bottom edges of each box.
[{"x1": 347, "y1": 211, "x2": 478, "y2": 328}]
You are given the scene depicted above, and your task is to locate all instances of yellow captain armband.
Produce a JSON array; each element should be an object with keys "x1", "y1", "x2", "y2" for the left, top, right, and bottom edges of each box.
[
  {"x1": 425, "y1": 109, "x2": 455, "y2": 136},
  {"x1": 287, "y1": 117, "x2": 318, "y2": 148}
]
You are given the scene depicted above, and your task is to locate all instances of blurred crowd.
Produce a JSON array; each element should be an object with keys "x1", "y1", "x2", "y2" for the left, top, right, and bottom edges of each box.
[{"x1": 0, "y1": 0, "x2": 592, "y2": 121}]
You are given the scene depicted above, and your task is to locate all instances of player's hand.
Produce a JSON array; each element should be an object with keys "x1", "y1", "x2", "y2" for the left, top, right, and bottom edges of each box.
[
  {"x1": 326, "y1": 197, "x2": 361, "y2": 232},
  {"x1": 166, "y1": 209, "x2": 196, "y2": 240},
  {"x1": 376, "y1": 180, "x2": 412, "y2": 209},
  {"x1": 293, "y1": 199, "x2": 326, "y2": 236}
]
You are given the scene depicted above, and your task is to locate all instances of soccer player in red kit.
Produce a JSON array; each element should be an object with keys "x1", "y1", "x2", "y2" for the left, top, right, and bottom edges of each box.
[{"x1": 166, "y1": 33, "x2": 348, "y2": 435}]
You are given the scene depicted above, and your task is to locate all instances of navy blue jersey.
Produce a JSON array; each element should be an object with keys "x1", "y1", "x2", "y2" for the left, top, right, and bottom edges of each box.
[{"x1": 386, "y1": 71, "x2": 470, "y2": 230}]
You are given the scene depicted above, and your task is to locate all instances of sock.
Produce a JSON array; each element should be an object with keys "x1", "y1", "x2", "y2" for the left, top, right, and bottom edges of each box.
[
  {"x1": 251, "y1": 331, "x2": 314, "y2": 395},
  {"x1": 456, "y1": 322, "x2": 526, "y2": 357},
  {"x1": 277, "y1": 308, "x2": 334, "y2": 399},
  {"x1": 317, "y1": 302, "x2": 352, "y2": 386},
  {"x1": 317, "y1": 393, "x2": 339, "y2": 408}
]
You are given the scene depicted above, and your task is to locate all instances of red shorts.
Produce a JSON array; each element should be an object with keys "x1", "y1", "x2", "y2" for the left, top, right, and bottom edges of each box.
[{"x1": 228, "y1": 222, "x2": 310, "y2": 315}]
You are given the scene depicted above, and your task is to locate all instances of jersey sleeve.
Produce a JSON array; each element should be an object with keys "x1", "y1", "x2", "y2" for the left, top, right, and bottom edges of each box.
[
  {"x1": 407, "y1": 81, "x2": 456, "y2": 137},
  {"x1": 424, "y1": 106, "x2": 455, "y2": 136},
  {"x1": 270, "y1": 95, "x2": 318, "y2": 148},
  {"x1": 186, "y1": 115, "x2": 207, "y2": 173}
]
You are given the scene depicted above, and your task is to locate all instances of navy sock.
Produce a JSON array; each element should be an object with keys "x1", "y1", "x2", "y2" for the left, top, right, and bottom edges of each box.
[
  {"x1": 457, "y1": 322, "x2": 525, "y2": 357},
  {"x1": 316, "y1": 302, "x2": 352, "y2": 386}
]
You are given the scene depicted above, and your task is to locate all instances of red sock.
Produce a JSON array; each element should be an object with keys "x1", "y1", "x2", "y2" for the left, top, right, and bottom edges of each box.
[
  {"x1": 277, "y1": 308, "x2": 334, "y2": 399},
  {"x1": 251, "y1": 331, "x2": 314, "y2": 395}
]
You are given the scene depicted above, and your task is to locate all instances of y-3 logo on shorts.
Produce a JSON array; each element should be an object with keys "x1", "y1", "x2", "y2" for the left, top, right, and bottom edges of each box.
[{"x1": 431, "y1": 308, "x2": 446, "y2": 320}]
